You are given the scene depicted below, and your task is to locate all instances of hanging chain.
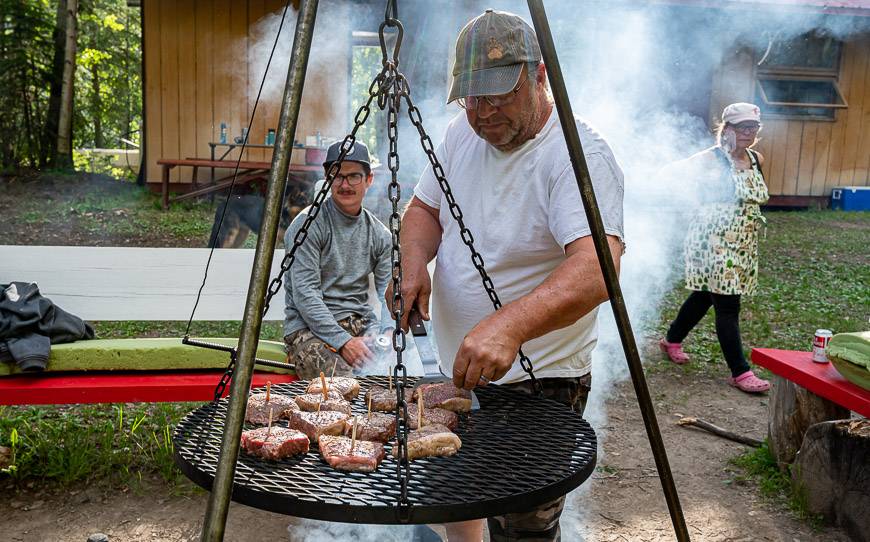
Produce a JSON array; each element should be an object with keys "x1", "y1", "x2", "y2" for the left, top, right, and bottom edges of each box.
[
  {"x1": 212, "y1": 351, "x2": 237, "y2": 403},
  {"x1": 378, "y1": 14, "x2": 413, "y2": 521},
  {"x1": 400, "y1": 84, "x2": 543, "y2": 396}
]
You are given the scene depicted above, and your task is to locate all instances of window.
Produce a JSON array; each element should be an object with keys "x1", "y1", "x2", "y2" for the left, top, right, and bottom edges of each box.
[
  {"x1": 755, "y1": 32, "x2": 847, "y2": 121},
  {"x1": 350, "y1": 31, "x2": 392, "y2": 163}
]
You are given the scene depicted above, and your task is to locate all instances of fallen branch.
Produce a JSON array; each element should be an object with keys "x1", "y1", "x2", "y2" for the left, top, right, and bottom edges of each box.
[{"x1": 677, "y1": 417, "x2": 762, "y2": 447}]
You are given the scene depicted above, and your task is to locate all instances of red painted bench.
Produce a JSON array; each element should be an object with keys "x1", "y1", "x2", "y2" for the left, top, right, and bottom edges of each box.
[
  {"x1": 0, "y1": 371, "x2": 296, "y2": 406},
  {"x1": 751, "y1": 348, "x2": 869, "y2": 417}
]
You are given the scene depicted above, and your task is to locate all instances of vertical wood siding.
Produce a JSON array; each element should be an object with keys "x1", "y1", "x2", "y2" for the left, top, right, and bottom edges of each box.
[
  {"x1": 710, "y1": 34, "x2": 870, "y2": 197},
  {"x1": 144, "y1": 0, "x2": 350, "y2": 184}
]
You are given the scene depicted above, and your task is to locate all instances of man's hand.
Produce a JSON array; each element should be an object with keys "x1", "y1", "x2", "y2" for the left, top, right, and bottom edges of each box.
[
  {"x1": 385, "y1": 197, "x2": 441, "y2": 330},
  {"x1": 452, "y1": 312, "x2": 522, "y2": 390},
  {"x1": 339, "y1": 337, "x2": 374, "y2": 367},
  {"x1": 385, "y1": 256, "x2": 432, "y2": 330}
]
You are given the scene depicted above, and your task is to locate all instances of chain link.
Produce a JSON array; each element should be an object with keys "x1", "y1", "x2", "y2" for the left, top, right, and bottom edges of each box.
[
  {"x1": 213, "y1": 353, "x2": 237, "y2": 403},
  {"x1": 400, "y1": 83, "x2": 543, "y2": 396}
]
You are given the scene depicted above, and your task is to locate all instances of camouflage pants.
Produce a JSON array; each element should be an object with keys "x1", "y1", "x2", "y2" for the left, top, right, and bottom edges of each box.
[
  {"x1": 284, "y1": 314, "x2": 374, "y2": 381},
  {"x1": 488, "y1": 374, "x2": 592, "y2": 542}
]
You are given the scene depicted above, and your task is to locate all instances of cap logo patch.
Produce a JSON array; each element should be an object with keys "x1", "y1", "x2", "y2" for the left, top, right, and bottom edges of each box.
[{"x1": 487, "y1": 37, "x2": 504, "y2": 60}]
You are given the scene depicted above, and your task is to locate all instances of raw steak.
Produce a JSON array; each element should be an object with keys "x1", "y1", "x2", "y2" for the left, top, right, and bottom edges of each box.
[
  {"x1": 318, "y1": 435, "x2": 385, "y2": 472},
  {"x1": 240, "y1": 427, "x2": 309, "y2": 460}
]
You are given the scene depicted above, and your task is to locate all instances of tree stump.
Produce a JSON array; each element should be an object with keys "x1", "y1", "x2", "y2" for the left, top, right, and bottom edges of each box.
[
  {"x1": 768, "y1": 375, "x2": 850, "y2": 467},
  {"x1": 792, "y1": 420, "x2": 870, "y2": 542}
]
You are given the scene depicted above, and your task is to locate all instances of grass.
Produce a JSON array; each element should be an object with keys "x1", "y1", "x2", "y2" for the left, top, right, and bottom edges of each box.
[
  {"x1": 729, "y1": 440, "x2": 824, "y2": 527},
  {"x1": 653, "y1": 210, "x2": 870, "y2": 379}
]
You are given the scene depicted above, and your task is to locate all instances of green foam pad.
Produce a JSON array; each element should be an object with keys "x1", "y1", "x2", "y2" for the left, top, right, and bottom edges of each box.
[{"x1": 0, "y1": 338, "x2": 292, "y2": 376}]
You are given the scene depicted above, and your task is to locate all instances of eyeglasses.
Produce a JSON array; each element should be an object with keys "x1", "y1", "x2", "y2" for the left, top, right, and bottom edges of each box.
[
  {"x1": 731, "y1": 122, "x2": 762, "y2": 134},
  {"x1": 457, "y1": 76, "x2": 528, "y2": 111},
  {"x1": 333, "y1": 172, "x2": 365, "y2": 186}
]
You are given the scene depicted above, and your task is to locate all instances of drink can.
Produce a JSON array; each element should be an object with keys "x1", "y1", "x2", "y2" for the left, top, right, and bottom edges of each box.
[
  {"x1": 374, "y1": 335, "x2": 391, "y2": 354},
  {"x1": 812, "y1": 329, "x2": 833, "y2": 363}
]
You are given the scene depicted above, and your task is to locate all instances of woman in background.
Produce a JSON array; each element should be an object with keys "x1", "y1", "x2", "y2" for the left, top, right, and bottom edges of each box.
[{"x1": 660, "y1": 102, "x2": 771, "y2": 393}]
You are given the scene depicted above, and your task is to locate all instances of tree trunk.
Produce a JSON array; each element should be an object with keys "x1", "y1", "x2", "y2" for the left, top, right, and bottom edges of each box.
[
  {"x1": 767, "y1": 375, "x2": 849, "y2": 468},
  {"x1": 92, "y1": 64, "x2": 103, "y2": 148},
  {"x1": 54, "y1": 0, "x2": 78, "y2": 168},
  {"x1": 792, "y1": 419, "x2": 870, "y2": 542},
  {"x1": 43, "y1": 0, "x2": 68, "y2": 167}
]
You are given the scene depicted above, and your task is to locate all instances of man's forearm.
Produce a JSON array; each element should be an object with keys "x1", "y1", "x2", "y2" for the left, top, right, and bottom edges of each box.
[
  {"x1": 493, "y1": 236, "x2": 623, "y2": 345},
  {"x1": 401, "y1": 202, "x2": 441, "y2": 262}
]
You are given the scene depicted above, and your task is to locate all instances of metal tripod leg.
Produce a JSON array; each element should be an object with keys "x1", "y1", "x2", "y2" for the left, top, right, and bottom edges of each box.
[
  {"x1": 526, "y1": 1, "x2": 690, "y2": 540},
  {"x1": 199, "y1": 1, "x2": 320, "y2": 540}
]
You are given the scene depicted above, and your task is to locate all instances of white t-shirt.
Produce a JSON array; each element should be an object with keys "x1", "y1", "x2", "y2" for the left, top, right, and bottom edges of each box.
[{"x1": 414, "y1": 109, "x2": 624, "y2": 384}]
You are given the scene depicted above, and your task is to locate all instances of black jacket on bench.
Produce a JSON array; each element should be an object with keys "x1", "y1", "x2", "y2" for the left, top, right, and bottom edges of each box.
[{"x1": 0, "y1": 282, "x2": 94, "y2": 371}]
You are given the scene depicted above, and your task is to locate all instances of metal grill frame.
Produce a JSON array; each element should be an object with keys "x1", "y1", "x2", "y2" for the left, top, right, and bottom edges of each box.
[{"x1": 174, "y1": 376, "x2": 597, "y2": 524}]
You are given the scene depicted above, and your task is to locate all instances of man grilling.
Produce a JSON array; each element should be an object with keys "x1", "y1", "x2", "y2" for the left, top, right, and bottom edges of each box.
[
  {"x1": 283, "y1": 140, "x2": 392, "y2": 380},
  {"x1": 393, "y1": 10, "x2": 625, "y2": 542}
]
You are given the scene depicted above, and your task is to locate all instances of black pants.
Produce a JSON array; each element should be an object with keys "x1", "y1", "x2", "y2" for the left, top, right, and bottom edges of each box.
[{"x1": 666, "y1": 290, "x2": 750, "y2": 377}]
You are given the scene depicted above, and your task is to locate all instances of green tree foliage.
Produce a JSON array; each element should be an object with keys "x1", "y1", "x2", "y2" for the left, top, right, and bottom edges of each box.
[
  {"x1": 0, "y1": 0, "x2": 140, "y2": 169},
  {"x1": 74, "y1": 0, "x2": 140, "y2": 151},
  {"x1": 351, "y1": 44, "x2": 384, "y2": 161},
  {"x1": 0, "y1": 0, "x2": 55, "y2": 168}
]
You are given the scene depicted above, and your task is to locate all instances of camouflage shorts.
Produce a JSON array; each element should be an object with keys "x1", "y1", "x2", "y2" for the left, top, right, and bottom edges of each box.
[
  {"x1": 284, "y1": 314, "x2": 374, "y2": 381},
  {"x1": 487, "y1": 374, "x2": 592, "y2": 542}
]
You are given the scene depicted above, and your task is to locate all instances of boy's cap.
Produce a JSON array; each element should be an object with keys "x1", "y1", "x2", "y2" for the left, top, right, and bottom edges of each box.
[
  {"x1": 323, "y1": 140, "x2": 371, "y2": 169},
  {"x1": 447, "y1": 9, "x2": 541, "y2": 103}
]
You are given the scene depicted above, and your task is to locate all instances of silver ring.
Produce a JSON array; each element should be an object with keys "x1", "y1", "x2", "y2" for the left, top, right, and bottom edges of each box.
[{"x1": 478, "y1": 375, "x2": 491, "y2": 384}]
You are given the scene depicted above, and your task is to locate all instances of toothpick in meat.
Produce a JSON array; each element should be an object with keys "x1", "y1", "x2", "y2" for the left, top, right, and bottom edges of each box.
[
  {"x1": 418, "y1": 395, "x2": 424, "y2": 428},
  {"x1": 319, "y1": 371, "x2": 329, "y2": 401},
  {"x1": 265, "y1": 380, "x2": 271, "y2": 403}
]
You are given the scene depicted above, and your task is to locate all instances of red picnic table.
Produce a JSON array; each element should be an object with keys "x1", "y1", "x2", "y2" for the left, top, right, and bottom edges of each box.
[
  {"x1": 751, "y1": 348, "x2": 869, "y2": 417},
  {"x1": 0, "y1": 371, "x2": 297, "y2": 406}
]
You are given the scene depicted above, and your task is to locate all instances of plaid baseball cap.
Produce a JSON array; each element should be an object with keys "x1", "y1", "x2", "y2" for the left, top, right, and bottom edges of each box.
[{"x1": 447, "y1": 9, "x2": 542, "y2": 103}]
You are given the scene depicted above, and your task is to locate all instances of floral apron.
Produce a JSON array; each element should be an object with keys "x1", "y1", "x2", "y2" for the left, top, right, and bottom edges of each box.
[{"x1": 684, "y1": 149, "x2": 769, "y2": 296}]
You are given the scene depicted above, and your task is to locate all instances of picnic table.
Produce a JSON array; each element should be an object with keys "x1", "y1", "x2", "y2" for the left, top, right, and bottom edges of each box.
[
  {"x1": 751, "y1": 348, "x2": 869, "y2": 538},
  {"x1": 157, "y1": 158, "x2": 321, "y2": 210}
]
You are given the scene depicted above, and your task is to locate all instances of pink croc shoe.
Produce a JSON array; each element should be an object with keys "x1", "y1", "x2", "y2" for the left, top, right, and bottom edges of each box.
[
  {"x1": 728, "y1": 370, "x2": 770, "y2": 393},
  {"x1": 659, "y1": 338, "x2": 689, "y2": 365}
]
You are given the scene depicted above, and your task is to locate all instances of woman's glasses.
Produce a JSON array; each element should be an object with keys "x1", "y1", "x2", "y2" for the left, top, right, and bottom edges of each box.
[
  {"x1": 457, "y1": 76, "x2": 528, "y2": 111},
  {"x1": 731, "y1": 122, "x2": 762, "y2": 134}
]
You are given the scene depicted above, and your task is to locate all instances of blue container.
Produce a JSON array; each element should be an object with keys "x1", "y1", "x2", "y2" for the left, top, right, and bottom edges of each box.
[{"x1": 830, "y1": 186, "x2": 870, "y2": 211}]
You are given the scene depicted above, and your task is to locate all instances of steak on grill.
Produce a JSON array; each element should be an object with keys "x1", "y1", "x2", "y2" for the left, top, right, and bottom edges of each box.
[
  {"x1": 288, "y1": 410, "x2": 349, "y2": 442},
  {"x1": 318, "y1": 435, "x2": 385, "y2": 472},
  {"x1": 414, "y1": 382, "x2": 472, "y2": 412},
  {"x1": 404, "y1": 404, "x2": 459, "y2": 431},
  {"x1": 342, "y1": 412, "x2": 397, "y2": 443},
  {"x1": 364, "y1": 384, "x2": 414, "y2": 412},
  {"x1": 240, "y1": 427, "x2": 309, "y2": 460},
  {"x1": 294, "y1": 391, "x2": 349, "y2": 413},
  {"x1": 245, "y1": 393, "x2": 297, "y2": 425},
  {"x1": 306, "y1": 376, "x2": 360, "y2": 400},
  {"x1": 393, "y1": 423, "x2": 462, "y2": 460}
]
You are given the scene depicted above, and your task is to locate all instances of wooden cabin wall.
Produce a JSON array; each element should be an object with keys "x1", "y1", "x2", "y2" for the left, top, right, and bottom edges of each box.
[
  {"x1": 709, "y1": 34, "x2": 870, "y2": 199},
  {"x1": 143, "y1": 0, "x2": 351, "y2": 184}
]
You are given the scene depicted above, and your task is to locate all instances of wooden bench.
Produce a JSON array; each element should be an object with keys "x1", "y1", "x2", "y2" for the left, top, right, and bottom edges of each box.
[
  {"x1": 157, "y1": 158, "x2": 321, "y2": 210},
  {"x1": 1, "y1": 245, "x2": 296, "y2": 405}
]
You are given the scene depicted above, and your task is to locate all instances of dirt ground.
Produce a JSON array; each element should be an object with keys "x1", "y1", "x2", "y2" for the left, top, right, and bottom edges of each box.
[{"x1": 0, "y1": 369, "x2": 850, "y2": 541}]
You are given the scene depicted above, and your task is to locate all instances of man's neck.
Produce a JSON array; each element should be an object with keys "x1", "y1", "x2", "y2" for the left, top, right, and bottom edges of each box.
[{"x1": 333, "y1": 200, "x2": 362, "y2": 217}]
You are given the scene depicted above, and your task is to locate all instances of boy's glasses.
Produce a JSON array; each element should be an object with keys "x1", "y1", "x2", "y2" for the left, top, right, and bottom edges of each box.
[{"x1": 334, "y1": 172, "x2": 365, "y2": 186}]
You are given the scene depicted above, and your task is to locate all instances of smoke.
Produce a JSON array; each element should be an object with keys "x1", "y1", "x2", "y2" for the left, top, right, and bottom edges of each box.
[{"x1": 234, "y1": 1, "x2": 869, "y2": 540}]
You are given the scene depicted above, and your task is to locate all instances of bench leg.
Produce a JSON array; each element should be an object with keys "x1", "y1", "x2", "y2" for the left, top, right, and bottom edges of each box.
[{"x1": 162, "y1": 165, "x2": 171, "y2": 210}]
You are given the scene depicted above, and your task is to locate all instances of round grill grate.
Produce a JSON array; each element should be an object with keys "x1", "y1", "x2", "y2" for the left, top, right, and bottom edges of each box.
[{"x1": 173, "y1": 376, "x2": 597, "y2": 524}]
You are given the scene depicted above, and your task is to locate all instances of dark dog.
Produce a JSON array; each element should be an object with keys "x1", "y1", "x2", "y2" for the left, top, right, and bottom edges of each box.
[{"x1": 208, "y1": 178, "x2": 315, "y2": 248}]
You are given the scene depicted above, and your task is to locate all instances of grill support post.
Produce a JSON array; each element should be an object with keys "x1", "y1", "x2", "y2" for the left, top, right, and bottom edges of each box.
[
  {"x1": 200, "y1": 1, "x2": 319, "y2": 540},
  {"x1": 526, "y1": 1, "x2": 690, "y2": 540}
]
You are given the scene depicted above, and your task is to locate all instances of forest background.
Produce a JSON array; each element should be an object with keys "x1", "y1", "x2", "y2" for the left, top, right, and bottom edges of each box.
[{"x1": 0, "y1": 0, "x2": 141, "y2": 174}]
